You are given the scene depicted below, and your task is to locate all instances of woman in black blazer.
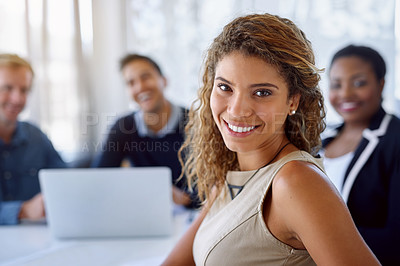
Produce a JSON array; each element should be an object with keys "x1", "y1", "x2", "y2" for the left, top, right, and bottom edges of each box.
[{"x1": 322, "y1": 44, "x2": 400, "y2": 266}]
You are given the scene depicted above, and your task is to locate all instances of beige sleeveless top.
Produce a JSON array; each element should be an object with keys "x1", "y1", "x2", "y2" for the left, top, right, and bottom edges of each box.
[{"x1": 193, "y1": 151, "x2": 325, "y2": 266}]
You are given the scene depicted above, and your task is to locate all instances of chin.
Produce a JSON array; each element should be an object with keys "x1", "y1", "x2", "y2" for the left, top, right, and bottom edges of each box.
[
  {"x1": 3, "y1": 112, "x2": 19, "y2": 121},
  {"x1": 140, "y1": 103, "x2": 156, "y2": 113},
  {"x1": 223, "y1": 141, "x2": 251, "y2": 153},
  {"x1": 2, "y1": 117, "x2": 18, "y2": 124},
  {"x1": 340, "y1": 112, "x2": 361, "y2": 122}
]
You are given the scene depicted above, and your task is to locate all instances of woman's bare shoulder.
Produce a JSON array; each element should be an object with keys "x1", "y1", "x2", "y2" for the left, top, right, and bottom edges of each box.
[
  {"x1": 271, "y1": 159, "x2": 343, "y2": 220},
  {"x1": 269, "y1": 159, "x2": 380, "y2": 265},
  {"x1": 273, "y1": 159, "x2": 334, "y2": 193}
]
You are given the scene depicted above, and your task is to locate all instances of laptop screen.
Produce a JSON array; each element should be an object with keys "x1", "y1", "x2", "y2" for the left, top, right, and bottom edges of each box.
[{"x1": 39, "y1": 167, "x2": 173, "y2": 238}]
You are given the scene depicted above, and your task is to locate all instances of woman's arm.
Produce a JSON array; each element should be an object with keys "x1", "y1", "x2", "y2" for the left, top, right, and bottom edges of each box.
[
  {"x1": 270, "y1": 160, "x2": 380, "y2": 266},
  {"x1": 161, "y1": 206, "x2": 208, "y2": 266},
  {"x1": 162, "y1": 185, "x2": 219, "y2": 265}
]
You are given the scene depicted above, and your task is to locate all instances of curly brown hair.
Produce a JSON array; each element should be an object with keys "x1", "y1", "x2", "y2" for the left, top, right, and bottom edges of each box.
[{"x1": 180, "y1": 13, "x2": 326, "y2": 203}]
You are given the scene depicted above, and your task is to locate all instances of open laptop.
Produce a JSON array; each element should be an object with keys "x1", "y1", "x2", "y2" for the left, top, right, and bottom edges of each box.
[{"x1": 39, "y1": 167, "x2": 173, "y2": 239}]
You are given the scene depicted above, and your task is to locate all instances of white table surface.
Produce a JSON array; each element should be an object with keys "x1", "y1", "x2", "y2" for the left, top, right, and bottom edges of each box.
[{"x1": 0, "y1": 208, "x2": 197, "y2": 266}]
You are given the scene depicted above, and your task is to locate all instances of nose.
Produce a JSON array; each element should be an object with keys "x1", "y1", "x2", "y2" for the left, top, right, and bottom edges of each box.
[
  {"x1": 227, "y1": 93, "x2": 252, "y2": 118},
  {"x1": 338, "y1": 83, "x2": 353, "y2": 99}
]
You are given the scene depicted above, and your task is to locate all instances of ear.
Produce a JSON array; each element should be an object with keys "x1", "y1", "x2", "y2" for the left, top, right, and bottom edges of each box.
[
  {"x1": 162, "y1": 76, "x2": 168, "y2": 89},
  {"x1": 288, "y1": 93, "x2": 300, "y2": 115},
  {"x1": 379, "y1": 78, "x2": 385, "y2": 94}
]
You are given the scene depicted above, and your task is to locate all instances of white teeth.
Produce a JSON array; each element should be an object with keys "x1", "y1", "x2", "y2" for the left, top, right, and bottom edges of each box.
[
  {"x1": 341, "y1": 102, "x2": 357, "y2": 109},
  {"x1": 138, "y1": 93, "x2": 151, "y2": 102},
  {"x1": 228, "y1": 123, "x2": 255, "y2": 133}
]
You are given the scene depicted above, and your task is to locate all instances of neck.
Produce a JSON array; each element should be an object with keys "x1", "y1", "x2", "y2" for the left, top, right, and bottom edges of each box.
[
  {"x1": 143, "y1": 100, "x2": 171, "y2": 133},
  {"x1": 0, "y1": 120, "x2": 17, "y2": 144},
  {"x1": 238, "y1": 137, "x2": 291, "y2": 171},
  {"x1": 342, "y1": 121, "x2": 368, "y2": 135},
  {"x1": 336, "y1": 123, "x2": 366, "y2": 149}
]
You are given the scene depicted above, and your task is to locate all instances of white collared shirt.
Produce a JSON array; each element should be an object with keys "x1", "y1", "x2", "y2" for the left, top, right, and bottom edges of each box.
[
  {"x1": 320, "y1": 149, "x2": 354, "y2": 193},
  {"x1": 133, "y1": 103, "x2": 182, "y2": 138}
]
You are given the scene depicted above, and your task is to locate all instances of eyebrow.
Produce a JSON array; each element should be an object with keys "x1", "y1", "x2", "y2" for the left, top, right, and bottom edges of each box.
[
  {"x1": 349, "y1": 73, "x2": 367, "y2": 80},
  {"x1": 331, "y1": 73, "x2": 367, "y2": 81},
  {"x1": 215, "y1": 76, "x2": 279, "y2": 90}
]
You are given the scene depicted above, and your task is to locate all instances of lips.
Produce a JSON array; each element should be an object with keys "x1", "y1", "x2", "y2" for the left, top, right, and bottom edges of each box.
[
  {"x1": 228, "y1": 123, "x2": 255, "y2": 133},
  {"x1": 137, "y1": 92, "x2": 151, "y2": 102},
  {"x1": 339, "y1": 102, "x2": 358, "y2": 112},
  {"x1": 224, "y1": 120, "x2": 258, "y2": 134}
]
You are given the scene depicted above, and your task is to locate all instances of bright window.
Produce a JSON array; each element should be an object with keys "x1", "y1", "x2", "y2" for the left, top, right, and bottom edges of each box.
[{"x1": 0, "y1": 0, "x2": 93, "y2": 162}]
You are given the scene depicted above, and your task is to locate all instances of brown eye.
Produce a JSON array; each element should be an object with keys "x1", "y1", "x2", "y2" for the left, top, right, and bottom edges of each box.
[
  {"x1": 330, "y1": 83, "x2": 341, "y2": 90},
  {"x1": 0, "y1": 85, "x2": 13, "y2": 92},
  {"x1": 218, "y1": 83, "x2": 231, "y2": 92},
  {"x1": 354, "y1": 80, "x2": 367, "y2": 87},
  {"x1": 254, "y1": 89, "x2": 271, "y2": 97}
]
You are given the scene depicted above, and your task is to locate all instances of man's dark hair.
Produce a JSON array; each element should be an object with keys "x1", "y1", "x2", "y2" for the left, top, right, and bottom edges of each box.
[
  {"x1": 119, "y1": 54, "x2": 163, "y2": 76},
  {"x1": 330, "y1": 45, "x2": 386, "y2": 80}
]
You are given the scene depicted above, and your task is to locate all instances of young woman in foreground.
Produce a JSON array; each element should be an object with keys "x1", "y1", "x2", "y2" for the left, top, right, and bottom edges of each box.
[{"x1": 162, "y1": 13, "x2": 380, "y2": 266}]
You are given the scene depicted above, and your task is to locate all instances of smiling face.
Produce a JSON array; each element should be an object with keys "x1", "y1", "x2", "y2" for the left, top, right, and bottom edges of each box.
[
  {"x1": 0, "y1": 66, "x2": 32, "y2": 125},
  {"x1": 210, "y1": 51, "x2": 298, "y2": 155},
  {"x1": 122, "y1": 59, "x2": 167, "y2": 114},
  {"x1": 329, "y1": 56, "x2": 383, "y2": 127}
]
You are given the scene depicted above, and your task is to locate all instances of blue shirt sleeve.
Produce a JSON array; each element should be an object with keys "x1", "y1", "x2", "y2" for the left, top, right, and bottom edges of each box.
[
  {"x1": 0, "y1": 201, "x2": 22, "y2": 225},
  {"x1": 0, "y1": 122, "x2": 66, "y2": 225}
]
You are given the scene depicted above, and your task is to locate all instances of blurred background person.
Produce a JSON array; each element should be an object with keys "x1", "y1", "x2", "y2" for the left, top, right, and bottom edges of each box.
[
  {"x1": 322, "y1": 44, "x2": 400, "y2": 265},
  {"x1": 92, "y1": 54, "x2": 199, "y2": 209},
  {"x1": 0, "y1": 54, "x2": 66, "y2": 225}
]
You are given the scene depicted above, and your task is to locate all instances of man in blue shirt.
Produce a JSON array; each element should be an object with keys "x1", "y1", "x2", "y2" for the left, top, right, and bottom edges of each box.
[
  {"x1": 0, "y1": 54, "x2": 66, "y2": 225},
  {"x1": 92, "y1": 54, "x2": 199, "y2": 208}
]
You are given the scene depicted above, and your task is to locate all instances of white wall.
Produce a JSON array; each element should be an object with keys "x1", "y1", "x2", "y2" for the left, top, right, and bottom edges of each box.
[{"x1": 88, "y1": 0, "x2": 129, "y2": 148}]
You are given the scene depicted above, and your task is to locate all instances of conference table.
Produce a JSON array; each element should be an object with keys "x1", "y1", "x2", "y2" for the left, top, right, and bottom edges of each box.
[{"x1": 0, "y1": 207, "x2": 197, "y2": 266}]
